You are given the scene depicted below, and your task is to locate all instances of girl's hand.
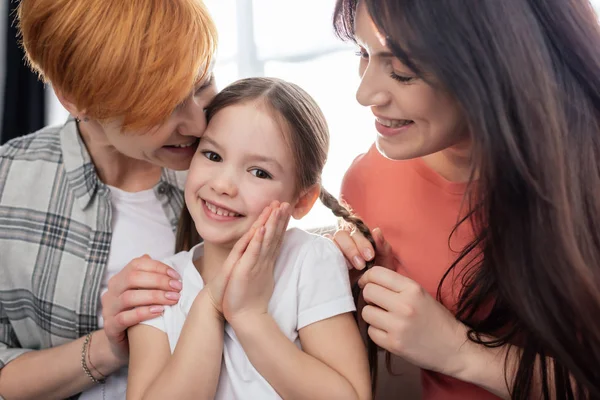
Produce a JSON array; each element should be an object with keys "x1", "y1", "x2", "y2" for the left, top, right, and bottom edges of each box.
[
  {"x1": 330, "y1": 227, "x2": 397, "y2": 271},
  {"x1": 204, "y1": 205, "x2": 275, "y2": 315},
  {"x1": 358, "y1": 266, "x2": 468, "y2": 376},
  {"x1": 223, "y1": 201, "x2": 291, "y2": 326}
]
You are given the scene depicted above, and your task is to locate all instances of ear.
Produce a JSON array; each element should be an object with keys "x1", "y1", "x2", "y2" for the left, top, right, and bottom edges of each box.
[
  {"x1": 53, "y1": 87, "x2": 86, "y2": 118},
  {"x1": 291, "y1": 184, "x2": 320, "y2": 220}
]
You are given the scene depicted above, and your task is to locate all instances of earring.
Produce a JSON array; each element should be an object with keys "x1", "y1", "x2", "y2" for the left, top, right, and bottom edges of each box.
[{"x1": 75, "y1": 116, "x2": 89, "y2": 123}]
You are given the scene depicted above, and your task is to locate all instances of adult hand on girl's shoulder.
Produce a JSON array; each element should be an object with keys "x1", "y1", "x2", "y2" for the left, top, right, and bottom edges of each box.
[
  {"x1": 223, "y1": 201, "x2": 291, "y2": 328},
  {"x1": 101, "y1": 256, "x2": 183, "y2": 358},
  {"x1": 358, "y1": 266, "x2": 469, "y2": 377}
]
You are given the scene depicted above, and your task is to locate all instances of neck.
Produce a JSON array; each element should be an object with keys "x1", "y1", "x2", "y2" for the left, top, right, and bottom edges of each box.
[
  {"x1": 78, "y1": 121, "x2": 161, "y2": 191},
  {"x1": 421, "y1": 138, "x2": 474, "y2": 183},
  {"x1": 193, "y1": 241, "x2": 233, "y2": 284}
]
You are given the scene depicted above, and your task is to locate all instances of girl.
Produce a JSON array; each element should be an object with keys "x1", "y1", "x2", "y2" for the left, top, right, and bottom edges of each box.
[
  {"x1": 331, "y1": 0, "x2": 600, "y2": 399},
  {"x1": 127, "y1": 77, "x2": 372, "y2": 400}
]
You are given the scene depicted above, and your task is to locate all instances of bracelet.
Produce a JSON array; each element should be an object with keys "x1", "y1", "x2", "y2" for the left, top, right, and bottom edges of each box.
[
  {"x1": 87, "y1": 332, "x2": 106, "y2": 380},
  {"x1": 81, "y1": 333, "x2": 106, "y2": 384}
]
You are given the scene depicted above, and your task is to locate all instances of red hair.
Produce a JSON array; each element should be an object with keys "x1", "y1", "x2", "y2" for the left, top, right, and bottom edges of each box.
[{"x1": 18, "y1": 0, "x2": 217, "y2": 130}]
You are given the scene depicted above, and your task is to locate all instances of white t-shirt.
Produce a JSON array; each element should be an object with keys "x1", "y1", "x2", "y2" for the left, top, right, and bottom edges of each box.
[
  {"x1": 80, "y1": 185, "x2": 176, "y2": 400},
  {"x1": 141, "y1": 228, "x2": 355, "y2": 400}
]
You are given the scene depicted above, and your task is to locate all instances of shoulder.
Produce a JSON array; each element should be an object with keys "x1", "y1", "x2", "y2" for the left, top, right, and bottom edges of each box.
[
  {"x1": 0, "y1": 125, "x2": 63, "y2": 163},
  {"x1": 280, "y1": 228, "x2": 347, "y2": 271},
  {"x1": 160, "y1": 248, "x2": 195, "y2": 276},
  {"x1": 0, "y1": 126, "x2": 66, "y2": 201}
]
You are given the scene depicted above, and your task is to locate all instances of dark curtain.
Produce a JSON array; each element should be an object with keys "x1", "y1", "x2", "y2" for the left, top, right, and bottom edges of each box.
[{"x1": 1, "y1": 0, "x2": 45, "y2": 145}]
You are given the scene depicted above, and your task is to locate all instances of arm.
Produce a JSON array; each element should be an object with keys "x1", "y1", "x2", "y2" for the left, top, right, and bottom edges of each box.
[
  {"x1": 127, "y1": 290, "x2": 224, "y2": 399},
  {"x1": 0, "y1": 330, "x2": 123, "y2": 400},
  {"x1": 127, "y1": 290, "x2": 224, "y2": 400},
  {"x1": 230, "y1": 312, "x2": 371, "y2": 400}
]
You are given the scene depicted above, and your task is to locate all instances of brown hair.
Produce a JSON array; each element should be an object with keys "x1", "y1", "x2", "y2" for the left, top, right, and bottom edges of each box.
[
  {"x1": 335, "y1": 0, "x2": 600, "y2": 398},
  {"x1": 176, "y1": 77, "x2": 375, "y2": 258},
  {"x1": 17, "y1": 0, "x2": 217, "y2": 131}
]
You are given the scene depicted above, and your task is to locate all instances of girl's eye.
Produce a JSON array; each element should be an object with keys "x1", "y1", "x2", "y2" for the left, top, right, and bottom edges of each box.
[
  {"x1": 390, "y1": 72, "x2": 416, "y2": 84},
  {"x1": 201, "y1": 151, "x2": 222, "y2": 162},
  {"x1": 249, "y1": 168, "x2": 272, "y2": 180}
]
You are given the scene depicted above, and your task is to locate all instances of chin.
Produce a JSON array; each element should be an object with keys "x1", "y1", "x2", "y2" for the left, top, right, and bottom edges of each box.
[{"x1": 376, "y1": 139, "x2": 414, "y2": 161}]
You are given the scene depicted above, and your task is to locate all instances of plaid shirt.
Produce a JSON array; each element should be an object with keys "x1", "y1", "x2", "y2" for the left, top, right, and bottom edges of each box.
[{"x1": 0, "y1": 118, "x2": 184, "y2": 377}]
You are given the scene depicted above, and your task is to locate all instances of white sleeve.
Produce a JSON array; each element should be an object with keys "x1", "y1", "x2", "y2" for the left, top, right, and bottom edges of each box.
[
  {"x1": 297, "y1": 237, "x2": 356, "y2": 330},
  {"x1": 139, "y1": 312, "x2": 167, "y2": 332}
]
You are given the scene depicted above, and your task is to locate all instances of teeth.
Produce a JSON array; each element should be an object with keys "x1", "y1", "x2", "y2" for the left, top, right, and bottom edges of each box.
[
  {"x1": 205, "y1": 201, "x2": 240, "y2": 217},
  {"x1": 171, "y1": 142, "x2": 194, "y2": 148},
  {"x1": 376, "y1": 117, "x2": 413, "y2": 128}
]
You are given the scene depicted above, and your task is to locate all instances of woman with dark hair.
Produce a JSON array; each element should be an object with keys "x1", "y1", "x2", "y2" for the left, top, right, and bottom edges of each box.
[{"x1": 331, "y1": 0, "x2": 600, "y2": 399}]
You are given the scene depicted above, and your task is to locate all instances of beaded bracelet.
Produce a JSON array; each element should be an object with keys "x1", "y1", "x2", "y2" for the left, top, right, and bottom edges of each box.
[{"x1": 81, "y1": 333, "x2": 106, "y2": 384}]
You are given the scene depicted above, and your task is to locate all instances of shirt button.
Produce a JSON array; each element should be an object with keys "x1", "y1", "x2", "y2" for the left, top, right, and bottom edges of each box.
[{"x1": 158, "y1": 184, "x2": 168, "y2": 195}]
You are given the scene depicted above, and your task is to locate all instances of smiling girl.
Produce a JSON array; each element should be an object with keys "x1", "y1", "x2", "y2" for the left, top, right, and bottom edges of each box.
[{"x1": 126, "y1": 77, "x2": 372, "y2": 400}]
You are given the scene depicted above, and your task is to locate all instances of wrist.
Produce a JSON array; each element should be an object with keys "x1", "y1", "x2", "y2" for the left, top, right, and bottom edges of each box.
[
  {"x1": 195, "y1": 289, "x2": 226, "y2": 322},
  {"x1": 228, "y1": 311, "x2": 271, "y2": 337},
  {"x1": 92, "y1": 330, "x2": 128, "y2": 375}
]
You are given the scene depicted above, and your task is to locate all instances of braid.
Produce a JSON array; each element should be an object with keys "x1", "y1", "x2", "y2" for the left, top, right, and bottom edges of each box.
[
  {"x1": 319, "y1": 186, "x2": 376, "y2": 268},
  {"x1": 319, "y1": 185, "x2": 382, "y2": 393}
]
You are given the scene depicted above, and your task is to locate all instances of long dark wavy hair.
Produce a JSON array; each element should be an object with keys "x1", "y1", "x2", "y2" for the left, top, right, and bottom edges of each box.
[{"x1": 334, "y1": 0, "x2": 600, "y2": 398}]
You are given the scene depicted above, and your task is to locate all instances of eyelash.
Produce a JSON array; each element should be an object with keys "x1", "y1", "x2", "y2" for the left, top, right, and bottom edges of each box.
[
  {"x1": 201, "y1": 151, "x2": 273, "y2": 180},
  {"x1": 354, "y1": 50, "x2": 415, "y2": 83},
  {"x1": 195, "y1": 75, "x2": 215, "y2": 94},
  {"x1": 201, "y1": 150, "x2": 222, "y2": 162},
  {"x1": 249, "y1": 169, "x2": 272, "y2": 180}
]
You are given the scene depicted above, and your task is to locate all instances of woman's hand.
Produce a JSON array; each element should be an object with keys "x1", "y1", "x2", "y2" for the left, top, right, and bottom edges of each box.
[
  {"x1": 223, "y1": 201, "x2": 291, "y2": 326},
  {"x1": 101, "y1": 256, "x2": 183, "y2": 360},
  {"x1": 330, "y1": 227, "x2": 397, "y2": 271},
  {"x1": 358, "y1": 266, "x2": 469, "y2": 377}
]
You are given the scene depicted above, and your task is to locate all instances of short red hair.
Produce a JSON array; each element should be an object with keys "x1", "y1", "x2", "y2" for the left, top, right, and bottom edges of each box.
[{"x1": 18, "y1": 0, "x2": 217, "y2": 130}]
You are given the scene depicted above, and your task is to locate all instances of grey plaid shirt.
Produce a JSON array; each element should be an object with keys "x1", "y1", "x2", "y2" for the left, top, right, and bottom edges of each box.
[{"x1": 0, "y1": 118, "x2": 184, "y2": 375}]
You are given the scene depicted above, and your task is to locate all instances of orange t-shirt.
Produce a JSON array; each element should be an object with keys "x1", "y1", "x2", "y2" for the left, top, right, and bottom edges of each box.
[{"x1": 341, "y1": 145, "x2": 499, "y2": 400}]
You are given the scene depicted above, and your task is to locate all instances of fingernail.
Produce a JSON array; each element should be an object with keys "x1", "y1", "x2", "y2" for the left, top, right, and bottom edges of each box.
[
  {"x1": 363, "y1": 249, "x2": 374, "y2": 260},
  {"x1": 165, "y1": 292, "x2": 180, "y2": 300},
  {"x1": 169, "y1": 280, "x2": 183, "y2": 290},
  {"x1": 167, "y1": 269, "x2": 181, "y2": 280},
  {"x1": 353, "y1": 255, "x2": 365, "y2": 269},
  {"x1": 150, "y1": 306, "x2": 164, "y2": 314}
]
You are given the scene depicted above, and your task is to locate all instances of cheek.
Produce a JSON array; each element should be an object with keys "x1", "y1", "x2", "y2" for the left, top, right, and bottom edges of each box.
[{"x1": 242, "y1": 182, "x2": 290, "y2": 215}]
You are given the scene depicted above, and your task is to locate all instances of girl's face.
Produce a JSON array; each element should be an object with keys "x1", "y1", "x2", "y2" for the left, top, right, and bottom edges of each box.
[
  {"x1": 184, "y1": 101, "x2": 299, "y2": 247},
  {"x1": 354, "y1": 2, "x2": 468, "y2": 161}
]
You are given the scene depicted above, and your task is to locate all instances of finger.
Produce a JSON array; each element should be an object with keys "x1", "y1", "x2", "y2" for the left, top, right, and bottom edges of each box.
[
  {"x1": 373, "y1": 228, "x2": 394, "y2": 269},
  {"x1": 350, "y1": 229, "x2": 376, "y2": 261},
  {"x1": 236, "y1": 226, "x2": 266, "y2": 274},
  {"x1": 110, "y1": 258, "x2": 181, "y2": 294},
  {"x1": 367, "y1": 325, "x2": 391, "y2": 351},
  {"x1": 362, "y1": 282, "x2": 399, "y2": 311},
  {"x1": 362, "y1": 305, "x2": 395, "y2": 332},
  {"x1": 118, "y1": 289, "x2": 180, "y2": 310},
  {"x1": 113, "y1": 306, "x2": 166, "y2": 332},
  {"x1": 358, "y1": 266, "x2": 412, "y2": 292},
  {"x1": 251, "y1": 204, "x2": 274, "y2": 231},
  {"x1": 108, "y1": 270, "x2": 182, "y2": 299},
  {"x1": 332, "y1": 229, "x2": 366, "y2": 270}
]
